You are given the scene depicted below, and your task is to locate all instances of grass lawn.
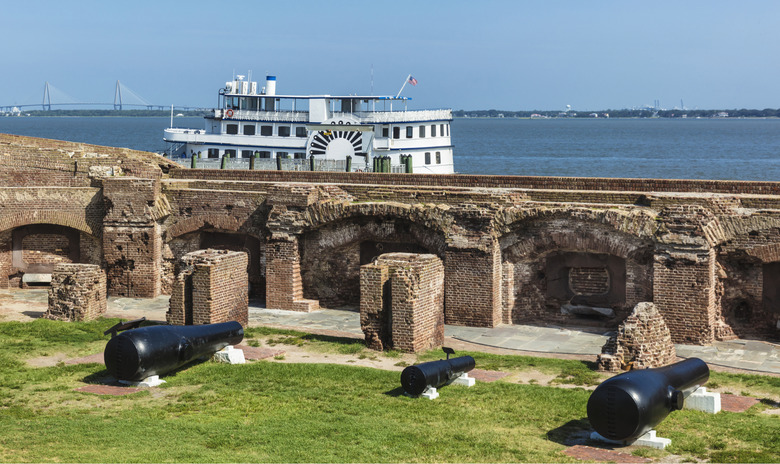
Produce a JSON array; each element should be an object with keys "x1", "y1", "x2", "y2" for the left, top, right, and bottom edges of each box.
[{"x1": 0, "y1": 319, "x2": 778, "y2": 463}]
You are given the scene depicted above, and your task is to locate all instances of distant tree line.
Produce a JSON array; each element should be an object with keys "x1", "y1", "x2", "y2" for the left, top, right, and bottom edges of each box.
[
  {"x1": 454, "y1": 108, "x2": 780, "y2": 118},
  {"x1": 5, "y1": 109, "x2": 209, "y2": 117}
]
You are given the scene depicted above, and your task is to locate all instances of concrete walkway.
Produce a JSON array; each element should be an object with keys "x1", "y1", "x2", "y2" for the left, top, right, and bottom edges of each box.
[
  {"x1": 250, "y1": 307, "x2": 780, "y2": 375},
  {"x1": 2, "y1": 289, "x2": 778, "y2": 375}
]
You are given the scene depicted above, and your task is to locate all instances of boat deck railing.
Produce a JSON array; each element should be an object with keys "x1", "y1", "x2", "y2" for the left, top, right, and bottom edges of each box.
[
  {"x1": 169, "y1": 156, "x2": 406, "y2": 173},
  {"x1": 214, "y1": 108, "x2": 452, "y2": 124}
]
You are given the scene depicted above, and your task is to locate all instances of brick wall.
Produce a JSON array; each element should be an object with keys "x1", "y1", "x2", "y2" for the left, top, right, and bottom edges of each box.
[
  {"x1": 45, "y1": 263, "x2": 106, "y2": 321},
  {"x1": 360, "y1": 253, "x2": 444, "y2": 352},
  {"x1": 102, "y1": 177, "x2": 164, "y2": 297},
  {"x1": 444, "y1": 245, "x2": 502, "y2": 327},
  {"x1": 597, "y1": 302, "x2": 677, "y2": 372},
  {"x1": 167, "y1": 249, "x2": 249, "y2": 327}
]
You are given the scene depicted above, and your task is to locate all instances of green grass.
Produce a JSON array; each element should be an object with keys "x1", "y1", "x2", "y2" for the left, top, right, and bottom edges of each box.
[{"x1": 1, "y1": 319, "x2": 778, "y2": 462}]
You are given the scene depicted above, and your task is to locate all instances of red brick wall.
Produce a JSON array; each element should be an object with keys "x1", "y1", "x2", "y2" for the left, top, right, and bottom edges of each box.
[{"x1": 360, "y1": 253, "x2": 444, "y2": 352}]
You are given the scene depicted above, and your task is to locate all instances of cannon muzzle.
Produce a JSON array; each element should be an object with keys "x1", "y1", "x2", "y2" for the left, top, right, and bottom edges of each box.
[
  {"x1": 587, "y1": 358, "x2": 709, "y2": 441},
  {"x1": 104, "y1": 321, "x2": 244, "y2": 381},
  {"x1": 401, "y1": 349, "x2": 476, "y2": 396}
]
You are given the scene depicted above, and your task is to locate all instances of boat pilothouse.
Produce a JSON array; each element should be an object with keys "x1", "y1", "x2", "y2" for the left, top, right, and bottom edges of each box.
[{"x1": 164, "y1": 75, "x2": 454, "y2": 173}]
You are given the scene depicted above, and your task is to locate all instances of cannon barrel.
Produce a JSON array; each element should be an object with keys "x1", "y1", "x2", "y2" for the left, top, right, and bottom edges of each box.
[
  {"x1": 104, "y1": 321, "x2": 244, "y2": 381},
  {"x1": 587, "y1": 358, "x2": 709, "y2": 441},
  {"x1": 401, "y1": 355, "x2": 475, "y2": 396}
]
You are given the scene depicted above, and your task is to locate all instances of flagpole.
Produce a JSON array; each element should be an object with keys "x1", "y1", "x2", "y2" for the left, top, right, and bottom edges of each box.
[{"x1": 395, "y1": 74, "x2": 411, "y2": 99}]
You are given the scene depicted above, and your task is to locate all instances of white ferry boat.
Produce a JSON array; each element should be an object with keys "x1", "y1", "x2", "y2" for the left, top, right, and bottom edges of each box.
[{"x1": 164, "y1": 75, "x2": 454, "y2": 173}]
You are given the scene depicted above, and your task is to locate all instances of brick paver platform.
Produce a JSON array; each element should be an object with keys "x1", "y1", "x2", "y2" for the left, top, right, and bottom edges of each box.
[
  {"x1": 235, "y1": 345, "x2": 285, "y2": 360},
  {"x1": 469, "y1": 369, "x2": 510, "y2": 382},
  {"x1": 563, "y1": 445, "x2": 652, "y2": 463},
  {"x1": 721, "y1": 393, "x2": 760, "y2": 412},
  {"x1": 66, "y1": 353, "x2": 105, "y2": 365},
  {"x1": 74, "y1": 385, "x2": 142, "y2": 396}
]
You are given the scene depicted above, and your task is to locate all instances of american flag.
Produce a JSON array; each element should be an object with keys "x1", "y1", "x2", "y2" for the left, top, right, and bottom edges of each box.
[{"x1": 408, "y1": 76, "x2": 418, "y2": 86}]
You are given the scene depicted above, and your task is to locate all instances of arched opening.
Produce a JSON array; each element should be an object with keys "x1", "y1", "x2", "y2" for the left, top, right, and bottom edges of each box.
[
  {"x1": 165, "y1": 230, "x2": 265, "y2": 300},
  {"x1": 499, "y1": 215, "x2": 654, "y2": 328},
  {"x1": 300, "y1": 216, "x2": 445, "y2": 309},
  {"x1": 2, "y1": 224, "x2": 101, "y2": 288}
]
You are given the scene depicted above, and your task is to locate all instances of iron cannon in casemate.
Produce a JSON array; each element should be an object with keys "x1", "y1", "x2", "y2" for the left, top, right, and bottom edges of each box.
[
  {"x1": 401, "y1": 347, "x2": 476, "y2": 396},
  {"x1": 103, "y1": 320, "x2": 244, "y2": 382},
  {"x1": 587, "y1": 358, "x2": 710, "y2": 442}
]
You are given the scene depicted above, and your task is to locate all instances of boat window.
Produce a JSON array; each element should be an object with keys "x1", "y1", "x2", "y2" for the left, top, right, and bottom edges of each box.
[
  {"x1": 296, "y1": 126, "x2": 307, "y2": 137},
  {"x1": 258, "y1": 151, "x2": 271, "y2": 158},
  {"x1": 242, "y1": 150, "x2": 253, "y2": 158},
  {"x1": 446, "y1": 124, "x2": 450, "y2": 136},
  {"x1": 431, "y1": 124, "x2": 437, "y2": 137},
  {"x1": 277, "y1": 151, "x2": 289, "y2": 159},
  {"x1": 242, "y1": 97, "x2": 259, "y2": 111},
  {"x1": 294, "y1": 152, "x2": 306, "y2": 159},
  {"x1": 406, "y1": 126, "x2": 413, "y2": 138},
  {"x1": 436, "y1": 151, "x2": 441, "y2": 164},
  {"x1": 382, "y1": 127, "x2": 389, "y2": 138},
  {"x1": 419, "y1": 125, "x2": 426, "y2": 137},
  {"x1": 208, "y1": 148, "x2": 219, "y2": 159},
  {"x1": 425, "y1": 152, "x2": 431, "y2": 164},
  {"x1": 226, "y1": 97, "x2": 239, "y2": 109},
  {"x1": 279, "y1": 126, "x2": 291, "y2": 137},
  {"x1": 224, "y1": 149, "x2": 237, "y2": 158},
  {"x1": 393, "y1": 127, "x2": 400, "y2": 139},
  {"x1": 226, "y1": 124, "x2": 239, "y2": 135},
  {"x1": 243, "y1": 125, "x2": 256, "y2": 136},
  {"x1": 261, "y1": 126, "x2": 272, "y2": 136}
]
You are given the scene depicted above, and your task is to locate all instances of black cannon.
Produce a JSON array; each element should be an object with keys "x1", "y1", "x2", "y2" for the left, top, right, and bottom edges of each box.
[
  {"x1": 587, "y1": 358, "x2": 709, "y2": 442},
  {"x1": 103, "y1": 321, "x2": 244, "y2": 381},
  {"x1": 401, "y1": 347, "x2": 476, "y2": 396}
]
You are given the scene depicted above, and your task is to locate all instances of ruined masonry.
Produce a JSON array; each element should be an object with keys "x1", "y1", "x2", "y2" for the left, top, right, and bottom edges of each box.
[
  {"x1": 597, "y1": 302, "x2": 677, "y2": 372},
  {"x1": 2, "y1": 134, "x2": 780, "y2": 347},
  {"x1": 167, "y1": 249, "x2": 249, "y2": 327},
  {"x1": 45, "y1": 263, "x2": 107, "y2": 322},
  {"x1": 360, "y1": 253, "x2": 444, "y2": 352}
]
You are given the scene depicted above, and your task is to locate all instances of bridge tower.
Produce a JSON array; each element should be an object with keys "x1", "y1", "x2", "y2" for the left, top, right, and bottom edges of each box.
[
  {"x1": 42, "y1": 82, "x2": 52, "y2": 111},
  {"x1": 114, "y1": 80, "x2": 122, "y2": 110}
]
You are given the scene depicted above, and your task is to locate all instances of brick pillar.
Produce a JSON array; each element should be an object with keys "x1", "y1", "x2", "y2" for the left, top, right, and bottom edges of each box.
[
  {"x1": 360, "y1": 263, "x2": 390, "y2": 350},
  {"x1": 265, "y1": 238, "x2": 319, "y2": 312},
  {"x1": 360, "y1": 253, "x2": 444, "y2": 352},
  {"x1": 45, "y1": 263, "x2": 107, "y2": 321},
  {"x1": 653, "y1": 246, "x2": 717, "y2": 344},
  {"x1": 167, "y1": 249, "x2": 249, "y2": 327},
  {"x1": 444, "y1": 242, "x2": 502, "y2": 327},
  {"x1": 102, "y1": 177, "x2": 164, "y2": 297}
]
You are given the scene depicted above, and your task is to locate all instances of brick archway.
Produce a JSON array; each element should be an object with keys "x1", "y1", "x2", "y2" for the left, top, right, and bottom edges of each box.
[
  {"x1": 298, "y1": 203, "x2": 448, "y2": 309},
  {"x1": 497, "y1": 209, "x2": 655, "y2": 326}
]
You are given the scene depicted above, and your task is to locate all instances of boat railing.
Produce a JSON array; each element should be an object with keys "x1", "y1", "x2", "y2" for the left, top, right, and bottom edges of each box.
[
  {"x1": 169, "y1": 156, "x2": 406, "y2": 173},
  {"x1": 165, "y1": 128, "x2": 207, "y2": 135},
  {"x1": 333, "y1": 109, "x2": 452, "y2": 123},
  {"x1": 217, "y1": 109, "x2": 309, "y2": 122}
]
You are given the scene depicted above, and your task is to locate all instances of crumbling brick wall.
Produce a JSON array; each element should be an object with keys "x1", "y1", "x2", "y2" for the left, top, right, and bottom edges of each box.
[
  {"x1": 45, "y1": 263, "x2": 106, "y2": 321},
  {"x1": 360, "y1": 253, "x2": 444, "y2": 352},
  {"x1": 167, "y1": 249, "x2": 249, "y2": 327},
  {"x1": 597, "y1": 302, "x2": 677, "y2": 372}
]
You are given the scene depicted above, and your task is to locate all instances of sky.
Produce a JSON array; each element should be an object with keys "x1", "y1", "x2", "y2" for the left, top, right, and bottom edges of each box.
[{"x1": 1, "y1": 0, "x2": 778, "y2": 111}]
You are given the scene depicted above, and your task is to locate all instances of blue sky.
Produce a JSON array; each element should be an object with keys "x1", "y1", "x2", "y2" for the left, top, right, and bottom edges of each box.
[{"x1": 2, "y1": 0, "x2": 778, "y2": 111}]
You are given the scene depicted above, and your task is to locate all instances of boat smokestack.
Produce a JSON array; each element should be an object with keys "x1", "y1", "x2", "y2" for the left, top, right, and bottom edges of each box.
[{"x1": 265, "y1": 76, "x2": 276, "y2": 96}]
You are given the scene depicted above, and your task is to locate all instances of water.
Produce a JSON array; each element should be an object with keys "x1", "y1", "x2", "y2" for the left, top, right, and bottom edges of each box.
[{"x1": 1, "y1": 116, "x2": 779, "y2": 180}]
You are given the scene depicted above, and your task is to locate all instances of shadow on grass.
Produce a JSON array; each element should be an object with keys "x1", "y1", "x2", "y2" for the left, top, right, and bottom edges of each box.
[
  {"x1": 546, "y1": 418, "x2": 593, "y2": 446},
  {"x1": 383, "y1": 386, "x2": 407, "y2": 397},
  {"x1": 81, "y1": 357, "x2": 211, "y2": 385}
]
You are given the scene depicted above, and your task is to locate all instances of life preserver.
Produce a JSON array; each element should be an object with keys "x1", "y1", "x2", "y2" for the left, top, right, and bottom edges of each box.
[{"x1": 226, "y1": 109, "x2": 234, "y2": 118}]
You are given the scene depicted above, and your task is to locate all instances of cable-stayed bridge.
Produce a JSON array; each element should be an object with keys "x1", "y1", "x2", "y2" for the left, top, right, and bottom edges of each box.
[{"x1": 1, "y1": 81, "x2": 208, "y2": 112}]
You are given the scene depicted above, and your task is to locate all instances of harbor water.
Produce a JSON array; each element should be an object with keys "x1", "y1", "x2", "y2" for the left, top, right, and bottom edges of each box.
[{"x1": 1, "y1": 116, "x2": 779, "y2": 180}]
